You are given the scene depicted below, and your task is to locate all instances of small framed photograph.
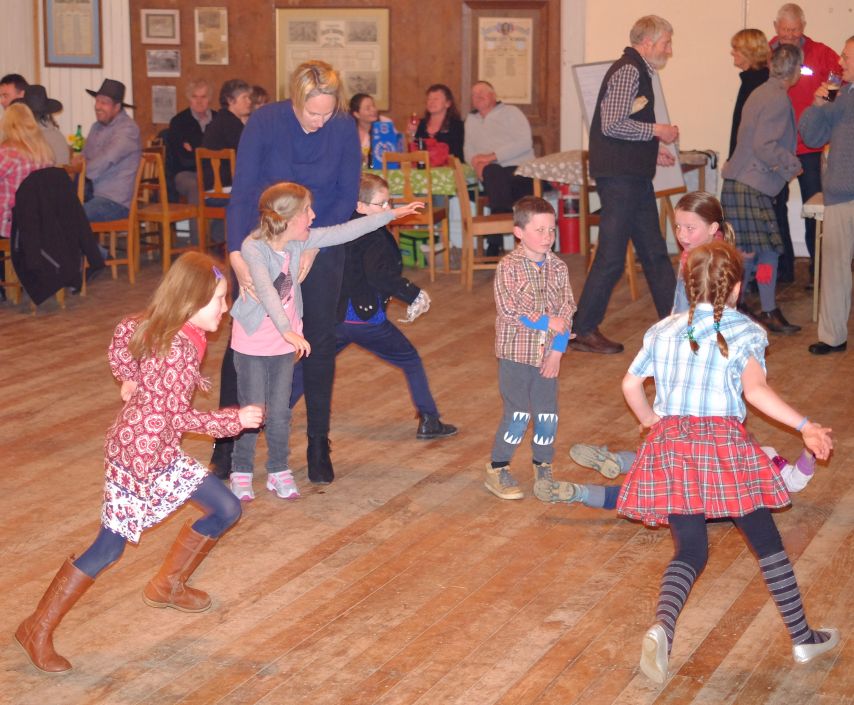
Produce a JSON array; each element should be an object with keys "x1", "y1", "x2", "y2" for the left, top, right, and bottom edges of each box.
[
  {"x1": 152, "y1": 85, "x2": 177, "y2": 125},
  {"x1": 146, "y1": 49, "x2": 181, "y2": 78},
  {"x1": 195, "y1": 7, "x2": 229, "y2": 65},
  {"x1": 141, "y1": 9, "x2": 180, "y2": 45},
  {"x1": 44, "y1": 0, "x2": 102, "y2": 67}
]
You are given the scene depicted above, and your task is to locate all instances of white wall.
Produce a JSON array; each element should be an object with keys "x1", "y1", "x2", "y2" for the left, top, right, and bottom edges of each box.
[{"x1": 0, "y1": 1, "x2": 133, "y2": 141}]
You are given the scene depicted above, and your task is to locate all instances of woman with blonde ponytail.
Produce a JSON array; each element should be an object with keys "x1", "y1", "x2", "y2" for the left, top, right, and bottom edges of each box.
[
  {"x1": 227, "y1": 181, "x2": 422, "y2": 501},
  {"x1": 618, "y1": 240, "x2": 838, "y2": 684}
]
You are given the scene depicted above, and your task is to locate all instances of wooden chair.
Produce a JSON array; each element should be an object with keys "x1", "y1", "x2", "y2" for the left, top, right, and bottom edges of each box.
[
  {"x1": 195, "y1": 147, "x2": 235, "y2": 258},
  {"x1": 88, "y1": 158, "x2": 145, "y2": 286},
  {"x1": 0, "y1": 238, "x2": 22, "y2": 304},
  {"x1": 381, "y1": 150, "x2": 449, "y2": 282},
  {"x1": 580, "y1": 150, "x2": 638, "y2": 301},
  {"x1": 136, "y1": 150, "x2": 200, "y2": 272},
  {"x1": 450, "y1": 157, "x2": 515, "y2": 292}
]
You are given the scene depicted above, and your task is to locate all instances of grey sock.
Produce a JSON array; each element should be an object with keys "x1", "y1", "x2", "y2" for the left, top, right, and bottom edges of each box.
[{"x1": 583, "y1": 484, "x2": 605, "y2": 508}]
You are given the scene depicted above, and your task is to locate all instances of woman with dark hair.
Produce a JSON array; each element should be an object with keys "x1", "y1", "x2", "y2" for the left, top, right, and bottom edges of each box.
[
  {"x1": 414, "y1": 83, "x2": 464, "y2": 161},
  {"x1": 348, "y1": 93, "x2": 390, "y2": 165},
  {"x1": 201, "y1": 79, "x2": 252, "y2": 189},
  {"x1": 722, "y1": 44, "x2": 803, "y2": 334},
  {"x1": 729, "y1": 29, "x2": 771, "y2": 158}
]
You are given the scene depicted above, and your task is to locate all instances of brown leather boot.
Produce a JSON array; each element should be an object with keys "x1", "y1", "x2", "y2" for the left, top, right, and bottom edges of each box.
[
  {"x1": 142, "y1": 522, "x2": 217, "y2": 612},
  {"x1": 15, "y1": 558, "x2": 94, "y2": 673}
]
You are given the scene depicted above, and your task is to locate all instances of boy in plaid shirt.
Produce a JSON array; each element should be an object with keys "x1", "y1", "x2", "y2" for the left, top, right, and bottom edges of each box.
[{"x1": 485, "y1": 196, "x2": 576, "y2": 500}]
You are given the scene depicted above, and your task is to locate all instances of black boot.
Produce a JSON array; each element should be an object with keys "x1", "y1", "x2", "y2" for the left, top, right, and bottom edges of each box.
[
  {"x1": 307, "y1": 435, "x2": 334, "y2": 485},
  {"x1": 737, "y1": 301, "x2": 763, "y2": 325},
  {"x1": 208, "y1": 438, "x2": 233, "y2": 479},
  {"x1": 758, "y1": 308, "x2": 801, "y2": 335},
  {"x1": 416, "y1": 414, "x2": 458, "y2": 440}
]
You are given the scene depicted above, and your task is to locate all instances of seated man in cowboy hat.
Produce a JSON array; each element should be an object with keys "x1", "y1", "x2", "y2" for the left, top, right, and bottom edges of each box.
[
  {"x1": 74, "y1": 79, "x2": 141, "y2": 222},
  {"x1": 19, "y1": 85, "x2": 68, "y2": 165}
]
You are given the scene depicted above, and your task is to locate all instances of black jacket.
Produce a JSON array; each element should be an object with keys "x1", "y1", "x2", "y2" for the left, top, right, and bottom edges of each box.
[
  {"x1": 201, "y1": 109, "x2": 243, "y2": 189},
  {"x1": 415, "y1": 116, "x2": 465, "y2": 161},
  {"x1": 11, "y1": 167, "x2": 103, "y2": 304},
  {"x1": 166, "y1": 107, "x2": 216, "y2": 175},
  {"x1": 336, "y1": 212, "x2": 421, "y2": 323},
  {"x1": 729, "y1": 67, "x2": 769, "y2": 158}
]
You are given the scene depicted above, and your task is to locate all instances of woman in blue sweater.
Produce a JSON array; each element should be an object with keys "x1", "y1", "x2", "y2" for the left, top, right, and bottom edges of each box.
[{"x1": 212, "y1": 60, "x2": 362, "y2": 485}]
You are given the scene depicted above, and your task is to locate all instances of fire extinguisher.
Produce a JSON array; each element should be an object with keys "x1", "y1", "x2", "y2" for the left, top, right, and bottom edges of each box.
[{"x1": 557, "y1": 183, "x2": 580, "y2": 254}]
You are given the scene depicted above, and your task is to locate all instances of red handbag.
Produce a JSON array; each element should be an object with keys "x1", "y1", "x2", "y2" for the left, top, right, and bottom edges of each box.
[{"x1": 409, "y1": 138, "x2": 450, "y2": 167}]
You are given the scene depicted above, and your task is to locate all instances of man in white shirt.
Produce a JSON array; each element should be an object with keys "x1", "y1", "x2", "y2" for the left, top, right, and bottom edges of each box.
[{"x1": 464, "y1": 81, "x2": 535, "y2": 255}]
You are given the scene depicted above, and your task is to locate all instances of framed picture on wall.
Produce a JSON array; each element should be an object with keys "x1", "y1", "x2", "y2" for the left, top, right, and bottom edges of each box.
[
  {"x1": 146, "y1": 50, "x2": 181, "y2": 78},
  {"x1": 195, "y1": 7, "x2": 229, "y2": 65},
  {"x1": 44, "y1": 0, "x2": 103, "y2": 67},
  {"x1": 275, "y1": 8, "x2": 390, "y2": 110},
  {"x1": 141, "y1": 9, "x2": 181, "y2": 45}
]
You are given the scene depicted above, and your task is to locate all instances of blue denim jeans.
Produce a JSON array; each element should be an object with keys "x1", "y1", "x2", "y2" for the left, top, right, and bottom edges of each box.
[
  {"x1": 232, "y1": 351, "x2": 296, "y2": 475},
  {"x1": 573, "y1": 176, "x2": 676, "y2": 333},
  {"x1": 83, "y1": 196, "x2": 129, "y2": 222}
]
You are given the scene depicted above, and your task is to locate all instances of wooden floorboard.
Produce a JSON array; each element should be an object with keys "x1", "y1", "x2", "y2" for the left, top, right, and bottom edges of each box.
[{"x1": 1, "y1": 252, "x2": 851, "y2": 705}]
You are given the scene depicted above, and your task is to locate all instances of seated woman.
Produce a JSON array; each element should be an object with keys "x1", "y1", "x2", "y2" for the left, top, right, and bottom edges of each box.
[
  {"x1": 0, "y1": 103, "x2": 54, "y2": 240},
  {"x1": 414, "y1": 83, "x2": 464, "y2": 162},
  {"x1": 349, "y1": 93, "x2": 391, "y2": 166}
]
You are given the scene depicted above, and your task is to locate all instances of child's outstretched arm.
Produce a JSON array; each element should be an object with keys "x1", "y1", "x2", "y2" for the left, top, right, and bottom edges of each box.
[
  {"x1": 742, "y1": 357, "x2": 833, "y2": 460},
  {"x1": 622, "y1": 372, "x2": 660, "y2": 429},
  {"x1": 305, "y1": 205, "x2": 424, "y2": 249}
]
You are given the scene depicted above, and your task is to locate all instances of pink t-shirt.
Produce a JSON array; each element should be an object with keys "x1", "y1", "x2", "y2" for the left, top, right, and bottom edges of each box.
[{"x1": 231, "y1": 250, "x2": 303, "y2": 356}]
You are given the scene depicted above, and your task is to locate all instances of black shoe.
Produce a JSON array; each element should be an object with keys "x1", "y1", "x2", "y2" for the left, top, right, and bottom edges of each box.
[
  {"x1": 758, "y1": 308, "x2": 801, "y2": 335},
  {"x1": 209, "y1": 439, "x2": 234, "y2": 479},
  {"x1": 416, "y1": 414, "x2": 458, "y2": 440},
  {"x1": 568, "y1": 328, "x2": 624, "y2": 354},
  {"x1": 85, "y1": 263, "x2": 105, "y2": 283},
  {"x1": 307, "y1": 435, "x2": 334, "y2": 485},
  {"x1": 808, "y1": 341, "x2": 847, "y2": 355}
]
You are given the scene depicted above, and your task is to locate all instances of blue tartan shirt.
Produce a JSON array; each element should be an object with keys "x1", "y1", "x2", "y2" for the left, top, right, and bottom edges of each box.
[{"x1": 628, "y1": 304, "x2": 768, "y2": 422}]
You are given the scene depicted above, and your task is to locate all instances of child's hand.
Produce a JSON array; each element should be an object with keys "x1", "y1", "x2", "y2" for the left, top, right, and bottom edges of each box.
[
  {"x1": 801, "y1": 421, "x2": 833, "y2": 460},
  {"x1": 638, "y1": 414, "x2": 661, "y2": 434},
  {"x1": 391, "y1": 201, "x2": 425, "y2": 219},
  {"x1": 120, "y1": 380, "x2": 137, "y2": 402},
  {"x1": 239, "y1": 404, "x2": 264, "y2": 429},
  {"x1": 229, "y1": 252, "x2": 259, "y2": 302},
  {"x1": 283, "y1": 331, "x2": 311, "y2": 360},
  {"x1": 547, "y1": 316, "x2": 567, "y2": 334},
  {"x1": 540, "y1": 350, "x2": 562, "y2": 378}
]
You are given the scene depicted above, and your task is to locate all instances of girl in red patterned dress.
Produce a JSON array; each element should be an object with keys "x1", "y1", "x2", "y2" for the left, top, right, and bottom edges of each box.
[
  {"x1": 618, "y1": 241, "x2": 838, "y2": 684},
  {"x1": 15, "y1": 253, "x2": 263, "y2": 674}
]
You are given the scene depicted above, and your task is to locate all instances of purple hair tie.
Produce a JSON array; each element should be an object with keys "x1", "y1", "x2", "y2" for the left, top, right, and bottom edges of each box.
[{"x1": 212, "y1": 265, "x2": 224, "y2": 280}]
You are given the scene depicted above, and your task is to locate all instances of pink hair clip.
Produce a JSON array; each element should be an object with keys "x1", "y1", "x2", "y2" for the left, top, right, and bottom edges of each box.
[{"x1": 212, "y1": 265, "x2": 224, "y2": 280}]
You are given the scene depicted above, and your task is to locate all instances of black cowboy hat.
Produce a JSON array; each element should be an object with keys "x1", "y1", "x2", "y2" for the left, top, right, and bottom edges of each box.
[
  {"x1": 22, "y1": 84, "x2": 63, "y2": 116},
  {"x1": 85, "y1": 79, "x2": 135, "y2": 109}
]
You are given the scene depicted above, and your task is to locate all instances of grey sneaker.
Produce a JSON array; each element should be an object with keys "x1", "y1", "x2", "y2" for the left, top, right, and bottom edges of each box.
[
  {"x1": 533, "y1": 463, "x2": 582, "y2": 503},
  {"x1": 569, "y1": 443, "x2": 622, "y2": 479},
  {"x1": 484, "y1": 463, "x2": 524, "y2": 500}
]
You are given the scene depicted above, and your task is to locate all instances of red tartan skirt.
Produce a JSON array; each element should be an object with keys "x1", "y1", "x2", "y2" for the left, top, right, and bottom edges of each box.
[{"x1": 617, "y1": 416, "x2": 790, "y2": 527}]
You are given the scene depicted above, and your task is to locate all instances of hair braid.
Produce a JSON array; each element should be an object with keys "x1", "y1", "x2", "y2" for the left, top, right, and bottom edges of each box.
[{"x1": 711, "y1": 268, "x2": 730, "y2": 358}]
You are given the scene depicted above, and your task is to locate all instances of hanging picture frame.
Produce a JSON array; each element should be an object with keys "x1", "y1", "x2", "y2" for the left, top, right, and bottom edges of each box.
[
  {"x1": 195, "y1": 7, "x2": 229, "y2": 65},
  {"x1": 141, "y1": 9, "x2": 181, "y2": 45},
  {"x1": 44, "y1": 0, "x2": 103, "y2": 67}
]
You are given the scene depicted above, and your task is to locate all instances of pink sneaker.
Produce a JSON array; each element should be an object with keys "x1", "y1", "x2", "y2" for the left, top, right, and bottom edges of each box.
[
  {"x1": 267, "y1": 470, "x2": 300, "y2": 500},
  {"x1": 229, "y1": 472, "x2": 255, "y2": 501}
]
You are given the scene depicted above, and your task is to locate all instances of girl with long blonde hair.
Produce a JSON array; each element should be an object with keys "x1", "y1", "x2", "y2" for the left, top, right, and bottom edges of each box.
[{"x1": 15, "y1": 253, "x2": 264, "y2": 674}]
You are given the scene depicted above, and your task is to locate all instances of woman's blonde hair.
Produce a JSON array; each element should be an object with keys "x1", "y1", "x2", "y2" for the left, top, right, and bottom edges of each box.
[
  {"x1": 128, "y1": 252, "x2": 223, "y2": 359},
  {"x1": 0, "y1": 103, "x2": 54, "y2": 165},
  {"x1": 289, "y1": 60, "x2": 346, "y2": 113},
  {"x1": 253, "y1": 181, "x2": 312, "y2": 243},
  {"x1": 684, "y1": 241, "x2": 744, "y2": 358},
  {"x1": 731, "y1": 29, "x2": 771, "y2": 70},
  {"x1": 674, "y1": 191, "x2": 735, "y2": 246}
]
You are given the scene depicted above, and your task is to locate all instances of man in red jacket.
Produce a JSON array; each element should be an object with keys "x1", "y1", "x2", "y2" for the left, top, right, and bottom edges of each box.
[{"x1": 770, "y1": 3, "x2": 841, "y2": 285}]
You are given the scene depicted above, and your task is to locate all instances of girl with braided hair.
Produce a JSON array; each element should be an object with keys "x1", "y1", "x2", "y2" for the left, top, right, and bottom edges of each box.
[
  {"x1": 617, "y1": 240, "x2": 838, "y2": 684},
  {"x1": 228, "y1": 181, "x2": 422, "y2": 501}
]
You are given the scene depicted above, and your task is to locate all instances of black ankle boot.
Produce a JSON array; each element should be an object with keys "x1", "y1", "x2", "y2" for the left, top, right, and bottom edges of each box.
[
  {"x1": 737, "y1": 301, "x2": 763, "y2": 324},
  {"x1": 758, "y1": 308, "x2": 801, "y2": 335},
  {"x1": 416, "y1": 414, "x2": 458, "y2": 440},
  {"x1": 307, "y1": 435, "x2": 334, "y2": 485},
  {"x1": 209, "y1": 439, "x2": 234, "y2": 479}
]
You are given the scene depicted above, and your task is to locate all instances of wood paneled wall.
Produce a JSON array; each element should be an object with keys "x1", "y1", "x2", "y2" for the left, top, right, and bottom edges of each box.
[{"x1": 129, "y1": 0, "x2": 560, "y2": 154}]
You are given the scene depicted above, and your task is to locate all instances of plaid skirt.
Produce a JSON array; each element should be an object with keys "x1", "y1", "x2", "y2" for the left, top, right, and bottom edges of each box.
[
  {"x1": 617, "y1": 416, "x2": 790, "y2": 527},
  {"x1": 720, "y1": 179, "x2": 783, "y2": 253}
]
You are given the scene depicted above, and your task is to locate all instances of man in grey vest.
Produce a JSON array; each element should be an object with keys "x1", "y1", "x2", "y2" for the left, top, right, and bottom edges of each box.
[{"x1": 570, "y1": 16, "x2": 679, "y2": 354}]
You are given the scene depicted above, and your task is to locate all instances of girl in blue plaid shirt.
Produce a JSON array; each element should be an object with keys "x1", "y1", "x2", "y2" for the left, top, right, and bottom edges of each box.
[{"x1": 617, "y1": 240, "x2": 837, "y2": 684}]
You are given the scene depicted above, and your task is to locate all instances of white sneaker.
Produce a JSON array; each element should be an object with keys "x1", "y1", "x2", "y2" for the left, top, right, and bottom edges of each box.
[
  {"x1": 229, "y1": 472, "x2": 255, "y2": 501},
  {"x1": 639, "y1": 623, "x2": 669, "y2": 684},
  {"x1": 267, "y1": 470, "x2": 300, "y2": 500}
]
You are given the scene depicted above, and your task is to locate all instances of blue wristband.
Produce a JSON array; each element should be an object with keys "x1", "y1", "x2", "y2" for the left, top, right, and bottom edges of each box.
[{"x1": 796, "y1": 417, "x2": 809, "y2": 431}]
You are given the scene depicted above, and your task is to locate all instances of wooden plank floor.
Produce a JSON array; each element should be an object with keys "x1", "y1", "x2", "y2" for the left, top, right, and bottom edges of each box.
[{"x1": 1, "y1": 252, "x2": 851, "y2": 705}]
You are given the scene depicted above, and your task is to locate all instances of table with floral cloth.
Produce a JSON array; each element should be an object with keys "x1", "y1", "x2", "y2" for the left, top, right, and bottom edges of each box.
[{"x1": 365, "y1": 163, "x2": 476, "y2": 197}]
